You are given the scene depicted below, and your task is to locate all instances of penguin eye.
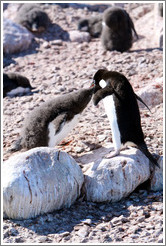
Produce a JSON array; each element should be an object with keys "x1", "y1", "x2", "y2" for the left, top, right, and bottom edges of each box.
[{"x1": 99, "y1": 79, "x2": 107, "y2": 88}]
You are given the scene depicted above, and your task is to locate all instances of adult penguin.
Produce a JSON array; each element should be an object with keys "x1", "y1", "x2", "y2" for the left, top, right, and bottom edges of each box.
[{"x1": 92, "y1": 69, "x2": 159, "y2": 168}]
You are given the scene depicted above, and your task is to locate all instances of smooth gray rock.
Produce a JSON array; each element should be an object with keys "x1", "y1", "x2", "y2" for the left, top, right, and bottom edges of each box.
[
  {"x1": 3, "y1": 147, "x2": 84, "y2": 219},
  {"x1": 137, "y1": 78, "x2": 163, "y2": 108},
  {"x1": 3, "y1": 18, "x2": 33, "y2": 54}
]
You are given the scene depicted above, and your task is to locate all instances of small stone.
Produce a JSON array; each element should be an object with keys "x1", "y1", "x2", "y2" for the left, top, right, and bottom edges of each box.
[
  {"x1": 120, "y1": 215, "x2": 130, "y2": 223},
  {"x1": 38, "y1": 236, "x2": 47, "y2": 243},
  {"x1": 137, "y1": 216, "x2": 145, "y2": 223},
  {"x1": 69, "y1": 30, "x2": 91, "y2": 43},
  {"x1": 9, "y1": 228, "x2": 19, "y2": 236},
  {"x1": 111, "y1": 217, "x2": 121, "y2": 225},
  {"x1": 14, "y1": 237, "x2": 25, "y2": 243},
  {"x1": 81, "y1": 218, "x2": 92, "y2": 225},
  {"x1": 158, "y1": 235, "x2": 163, "y2": 243},
  {"x1": 51, "y1": 40, "x2": 63, "y2": 46},
  {"x1": 60, "y1": 231, "x2": 70, "y2": 237},
  {"x1": 98, "y1": 135, "x2": 106, "y2": 142},
  {"x1": 76, "y1": 225, "x2": 89, "y2": 238},
  {"x1": 130, "y1": 234, "x2": 139, "y2": 239},
  {"x1": 42, "y1": 41, "x2": 51, "y2": 49},
  {"x1": 75, "y1": 146, "x2": 84, "y2": 153},
  {"x1": 118, "y1": 227, "x2": 125, "y2": 232}
]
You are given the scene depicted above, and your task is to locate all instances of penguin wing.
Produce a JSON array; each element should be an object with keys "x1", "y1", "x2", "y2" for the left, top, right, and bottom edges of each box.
[
  {"x1": 135, "y1": 93, "x2": 151, "y2": 112},
  {"x1": 51, "y1": 113, "x2": 67, "y2": 134},
  {"x1": 93, "y1": 86, "x2": 114, "y2": 105},
  {"x1": 127, "y1": 13, "x2": 139, "y2": 39}
]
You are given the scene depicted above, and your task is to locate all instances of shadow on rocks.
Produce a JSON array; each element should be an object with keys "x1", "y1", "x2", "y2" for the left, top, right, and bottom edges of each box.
[
  {"x1": 54, "y1": 3, "x2": 110, "y2": 13},
  {"x1": 129, "y1": 47, "x2": 163, "y2": 53}
]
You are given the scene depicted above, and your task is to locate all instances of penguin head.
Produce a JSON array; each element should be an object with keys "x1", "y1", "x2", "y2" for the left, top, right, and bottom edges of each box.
[
  {"x1": 78, "y1": 19, "x2": 89, "y2": 32},
  {"x1": 92, "y1": 69, "x2": 108, "y2": 92},
  {"x1": 103, "y1": 7, "x2": 127, "y2": 30}
]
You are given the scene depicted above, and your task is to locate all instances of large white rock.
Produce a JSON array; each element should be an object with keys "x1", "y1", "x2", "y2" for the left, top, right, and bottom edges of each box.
[
  {"x1": 3, "y1": 147, "x2": 84, "y2": 219},
  {"x1": 3, "y1": 18, "x2": 33, "y2": 54},
  {"x1": 79, "y1": 144, "x2": 162, "y2": 203}
]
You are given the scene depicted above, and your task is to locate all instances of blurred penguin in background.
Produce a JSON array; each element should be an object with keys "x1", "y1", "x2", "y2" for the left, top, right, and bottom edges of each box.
[
  {"x1": 15, "y1": 3, "x2": 50, "y2": 33},
  {"x1": 78, "y1": 15, "x2": 103, "y2": 38},
  {"x1": 101, "y1": 6, "x2": 138, "y2": 52}
]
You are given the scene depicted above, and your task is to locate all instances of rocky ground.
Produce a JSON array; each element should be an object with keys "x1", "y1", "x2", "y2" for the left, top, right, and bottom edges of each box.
[{"x1": 3, "y1": 3, "x2": 163, "y2": 244}]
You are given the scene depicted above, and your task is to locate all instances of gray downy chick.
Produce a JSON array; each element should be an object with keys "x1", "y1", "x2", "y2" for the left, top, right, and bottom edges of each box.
[
  {"x1": 78, "y1": 15, "x2": 103, "y2": 38},
  {"x1": 101, "y1": 6, "x2": 138, "y2": 52},
  {"x1": 15, "y1": 3, "x2": 50, "y2": 33},
  {"x1": 11, "y1": 87, "x2": 94, "y2": 151}
]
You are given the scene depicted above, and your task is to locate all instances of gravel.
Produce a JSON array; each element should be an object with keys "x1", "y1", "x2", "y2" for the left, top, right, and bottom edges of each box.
[{"x1": 3, "y1": 3, "x2": 163, "y2": 244}]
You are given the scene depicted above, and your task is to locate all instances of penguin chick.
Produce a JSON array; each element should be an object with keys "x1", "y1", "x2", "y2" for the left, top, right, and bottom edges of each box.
[
  {"x1": 11, "y1": 87, "x2": 94, "y2": 151},
  {"x1": 3, "y1": 72, "x2": 34, "y2": 98},
  {"x1": 92, "y1": 69, "x2": 159, "y2": 169},
  {"x1": 78, "y1": 15, "x2": 103, "y2": 38},
  {"x1": 15, "y1": 3, "x2": 50, "y2": 33},
  {"x1": 101, "y1": 6, "x2": 138, "y2": 52}
]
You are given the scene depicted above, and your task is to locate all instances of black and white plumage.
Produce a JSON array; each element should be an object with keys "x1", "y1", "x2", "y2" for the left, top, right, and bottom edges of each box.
[
  {"x1": 92, "y1": 69, "x2": 159, "y2": 168},
  {"x1": 78, "y1": 15, "x2": 103, "y2": 38},
  {"x1": 11, "y1": 87, "x2": 94, "y2": 151},
  {"x1": 15, "y1": 3, "x2": 50, "y2": 33},
  {"x1": 3, "y1": 73, "x2": 34, "y2": 98},
  {"x1": 101, "y1": 6, "x2": 138, "y2": 52}
]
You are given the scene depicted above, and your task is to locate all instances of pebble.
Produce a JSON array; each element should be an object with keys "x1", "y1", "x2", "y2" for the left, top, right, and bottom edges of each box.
[
  {"x1": 76, "y1": 226, "x2": 89, "y2": 238},
  {"x1": 81, "y1": 219, "x2": 92, "y2": 225}
]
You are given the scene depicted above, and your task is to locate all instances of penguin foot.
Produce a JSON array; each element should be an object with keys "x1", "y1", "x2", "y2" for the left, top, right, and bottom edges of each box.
[
  {"x1": 104, "y1": 149, "x2": 120, "y2": 158},
  {"x1": 59, "y1": 140, "x2": 72, "y2": 146}
]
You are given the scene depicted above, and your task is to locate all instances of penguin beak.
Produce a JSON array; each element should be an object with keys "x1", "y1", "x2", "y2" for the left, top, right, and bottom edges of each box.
[{"x1": 90, "y1": 80, "x2": 95, "y2": 88}]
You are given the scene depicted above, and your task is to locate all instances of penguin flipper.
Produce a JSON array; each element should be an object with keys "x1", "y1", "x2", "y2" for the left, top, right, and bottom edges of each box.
[
  {"x1": 51, "y1": 113, "x2": 67, "y2": 134},
  {"x1": 135, "y1": 93, "x2": 151, "y2": 113},
  {"x1": 93, "y1": 86, "x2": 114, "y2": 106},
  {"x1": 138, "y1": 143, "x2": 160, "y2": 168},
  {"x1": 127, "y1": 13, "x2": 139, "y2": 39}
]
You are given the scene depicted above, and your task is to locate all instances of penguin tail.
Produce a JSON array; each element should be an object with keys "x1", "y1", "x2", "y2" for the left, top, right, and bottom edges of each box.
[
  {"x1": 8, "y1": 137, "x2": 22, "y2": 153},
  {"x1": 138, "y1": 144, "x2": 160, "y2": 169}
]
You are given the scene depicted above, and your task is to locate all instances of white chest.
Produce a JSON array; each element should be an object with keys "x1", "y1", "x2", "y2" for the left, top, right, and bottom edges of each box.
[
  {"x1": 6, "y1": 87, "x2": 31, "y2": 97},
  {"x1": 102, "y1": 21, "x2": 106, "y2": 27},
  {"x1": 48, "y1": 114, "x2": 80, "y2": 147},
  {"x1": 99, "y1": 79, "x2": 121, "y2": 149}
]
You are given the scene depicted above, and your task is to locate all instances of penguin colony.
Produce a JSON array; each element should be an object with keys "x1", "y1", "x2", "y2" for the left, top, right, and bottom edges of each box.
[{"x1": 4, "y1": 4, "x2": 160, "y2": 169}]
